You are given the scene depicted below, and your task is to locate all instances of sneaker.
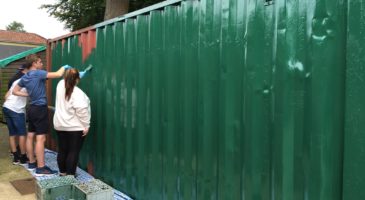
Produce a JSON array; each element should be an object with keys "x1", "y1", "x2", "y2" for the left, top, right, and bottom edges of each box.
[
  {"x1": 19, "y1": 154, "x2": 28, "y2": 165},
  {"x1": 12, "y1": 152, "x2": 19, "y2": 165},
  {"x1": 35, "y1": 166, "x2": 57, "y2": 176},
  {"x1": 27, "y1": 162, "x2": 37, "y2": 171}
]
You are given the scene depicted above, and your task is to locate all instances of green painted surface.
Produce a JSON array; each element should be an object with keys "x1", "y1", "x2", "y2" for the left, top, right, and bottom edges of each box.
[
  {"x1": 343, "y1": 0, "x2": 365, "y2": 200},
  {"x1": 47, "y1": 0, "x2": 358, "y2": 199}
]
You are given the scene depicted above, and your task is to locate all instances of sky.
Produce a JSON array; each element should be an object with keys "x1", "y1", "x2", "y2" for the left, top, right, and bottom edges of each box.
[{"x1": 0, "y1": 0, "x2": 70, "y2": 39}]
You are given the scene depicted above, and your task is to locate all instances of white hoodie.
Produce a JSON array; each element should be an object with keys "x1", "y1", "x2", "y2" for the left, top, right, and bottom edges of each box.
[{"x1": 53, "y1": 79, "x2": 90, "y2": 131}]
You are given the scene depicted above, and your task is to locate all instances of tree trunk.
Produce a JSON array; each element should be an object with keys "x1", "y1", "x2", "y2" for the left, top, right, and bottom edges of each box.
[{"x1": 104, "y1": 0, "x2": 129, "y2": 20}]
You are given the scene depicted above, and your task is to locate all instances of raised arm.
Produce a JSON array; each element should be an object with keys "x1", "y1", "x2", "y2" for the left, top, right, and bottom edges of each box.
[{"x1": 46, "y1": 65, "x2": 72, "y2": 79}]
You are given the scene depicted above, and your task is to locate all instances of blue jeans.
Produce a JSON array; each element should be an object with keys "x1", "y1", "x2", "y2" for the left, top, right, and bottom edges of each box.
[{"x1": 2, "y1": 107, "x2": 26, "y2": 136}]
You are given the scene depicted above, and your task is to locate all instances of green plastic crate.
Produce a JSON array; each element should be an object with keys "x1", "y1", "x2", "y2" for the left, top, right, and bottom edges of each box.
[
  {"x1": 72, "y1": 179, "x2": 114, "y2": 200},
  {"x1": 36, "y1": 176, "x2": 78, "y2": 200}
]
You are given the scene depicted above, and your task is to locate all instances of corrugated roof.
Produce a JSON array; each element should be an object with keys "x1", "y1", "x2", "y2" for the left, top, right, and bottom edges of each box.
[
  {"x1": 0, "y1": 29, "x2": 46, "y2": 45},
  {"x1": 0, "y1": 45, "x2": 46, "y2": 68},
  {"x1": 0, "y1": 45, "x2": 36, "y2": 60}
]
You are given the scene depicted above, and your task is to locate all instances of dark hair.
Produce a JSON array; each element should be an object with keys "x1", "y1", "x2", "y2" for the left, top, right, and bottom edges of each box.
[
  {"x1": 20, "y1": 62, "x2": 31, "y2": 70},
  {"x1": 64, "y1": 68, "x2": 80, "y2": 101}
]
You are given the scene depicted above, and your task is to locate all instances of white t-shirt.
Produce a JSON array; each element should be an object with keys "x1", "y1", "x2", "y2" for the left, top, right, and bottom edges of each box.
[
  {"x1": 53, "y1": 79, "x2": 91, "y2": 131},
  {"x1": 3, "y1": 79, "x2": 27, "y2": 113}
]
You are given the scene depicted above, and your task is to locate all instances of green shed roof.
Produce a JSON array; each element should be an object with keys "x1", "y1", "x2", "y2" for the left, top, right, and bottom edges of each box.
[{"x1": 0, "y1": 45, "x2": 46, "y2": 68}]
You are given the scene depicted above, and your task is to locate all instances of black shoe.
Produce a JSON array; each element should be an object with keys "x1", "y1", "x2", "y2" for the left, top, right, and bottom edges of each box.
[
  {"x1": 19, "y1": 154, "x2": 28, "y2": 165},
  {"x1": 12, "y1": 152, "x2": 20, "y2": 165}
]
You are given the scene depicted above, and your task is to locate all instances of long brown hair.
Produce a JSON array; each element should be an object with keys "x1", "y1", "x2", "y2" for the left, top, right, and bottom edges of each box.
[{"x1": 64, "y1": 68, "x2": 80, "y2": 101}]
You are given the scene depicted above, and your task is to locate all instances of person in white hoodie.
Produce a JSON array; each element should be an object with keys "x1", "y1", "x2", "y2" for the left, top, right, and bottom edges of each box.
[{"x1": 53, "y1": 68, "x2": 91, "y2": 176}]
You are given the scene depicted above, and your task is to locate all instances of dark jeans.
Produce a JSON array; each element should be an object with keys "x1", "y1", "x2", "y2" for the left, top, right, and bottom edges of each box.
[{"x1": 56, "y1": 130, "x2": 84, "y2": 175}]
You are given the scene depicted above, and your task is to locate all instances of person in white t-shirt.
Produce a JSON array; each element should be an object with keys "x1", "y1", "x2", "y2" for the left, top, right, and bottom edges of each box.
[
  {"x1": 2, "y1": 77, "x2": 28, "y2": 165},
  {"x1": 53, "y1": 68, "x2": 91, "y2": 176}
]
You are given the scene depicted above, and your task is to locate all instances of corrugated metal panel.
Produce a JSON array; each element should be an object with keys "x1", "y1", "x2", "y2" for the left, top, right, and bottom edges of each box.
[
  {"x1": 343, "y1": 0, "x2": 365, "y2": 199},
  {"x1": 47, "y1": 0, "x2": 352, "y2": 199},
  {"x1": 0, "y1": 44, "x2": 36, "y2": 60}
]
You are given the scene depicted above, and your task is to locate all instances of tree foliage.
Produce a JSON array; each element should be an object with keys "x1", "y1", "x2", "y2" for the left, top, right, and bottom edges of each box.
[
  {"x1": 6, "y1": 21, "x2": 26, "y2": 32},
  {"x1": 41, "y1": 0, "x2": 164, "y2": 31},
  {"x1": 41, "y1": 0, "x2": 105, "y2": 31}
]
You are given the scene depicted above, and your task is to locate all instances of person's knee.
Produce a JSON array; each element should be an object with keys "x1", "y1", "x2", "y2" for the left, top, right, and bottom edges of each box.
[
  {"x1": 27, "y1": 134, "x2": 34, "y2": 140},
  {"x1": 36, "y1": 135, "x2": 47, "y2": 143}
]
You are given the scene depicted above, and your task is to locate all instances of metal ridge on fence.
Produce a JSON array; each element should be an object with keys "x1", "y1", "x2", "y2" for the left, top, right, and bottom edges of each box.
[{"x1": 49, "y1": 0, "x2": 184, "y2": 42}]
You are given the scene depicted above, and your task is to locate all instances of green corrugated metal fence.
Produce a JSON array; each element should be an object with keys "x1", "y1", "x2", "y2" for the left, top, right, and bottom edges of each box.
[
  {"x1": 47, "y1": 0, "x2": 365, "y2": 199},
  {"x1": 343, "y1": 0, "x2": 365, "y2": 200}
]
